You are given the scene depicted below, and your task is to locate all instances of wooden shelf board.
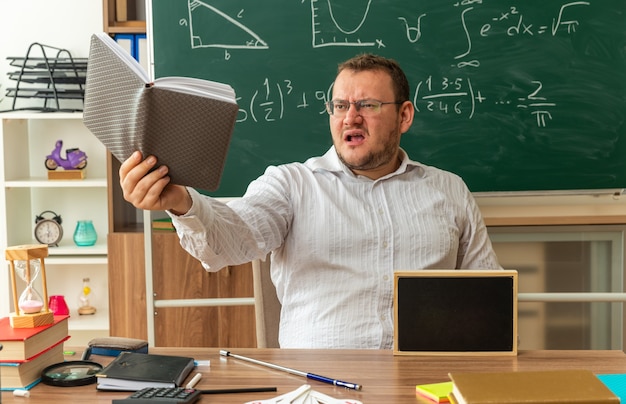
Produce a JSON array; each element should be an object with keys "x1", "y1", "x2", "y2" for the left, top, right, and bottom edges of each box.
[{"x1": 107, "y1": 20, "x2": 146, "y2": 34}]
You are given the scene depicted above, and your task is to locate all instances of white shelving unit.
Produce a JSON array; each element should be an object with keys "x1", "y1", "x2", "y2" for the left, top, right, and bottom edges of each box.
[{"x1": 0, "y1": 111, "x2": 109, "y2": 345}]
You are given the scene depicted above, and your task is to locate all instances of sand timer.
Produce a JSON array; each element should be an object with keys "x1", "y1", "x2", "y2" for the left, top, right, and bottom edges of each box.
[{"x1": 6, "y1": 244, "x2": 54, "y2": 328}]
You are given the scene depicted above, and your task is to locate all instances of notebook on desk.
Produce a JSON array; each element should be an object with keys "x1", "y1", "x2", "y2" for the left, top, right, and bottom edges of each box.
[{"x1": 393, "y1": 269, "x2": 518, "y2": 356}]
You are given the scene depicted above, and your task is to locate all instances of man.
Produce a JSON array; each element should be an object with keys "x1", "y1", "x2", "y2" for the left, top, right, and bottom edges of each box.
[{"x1": 119, "y1": 54, "x2": 501, "y2": 349}]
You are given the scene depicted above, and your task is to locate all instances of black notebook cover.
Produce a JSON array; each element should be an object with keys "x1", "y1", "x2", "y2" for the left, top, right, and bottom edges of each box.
[{"x1": 96, "y1": 351, "x2": 195, "y2": 391}]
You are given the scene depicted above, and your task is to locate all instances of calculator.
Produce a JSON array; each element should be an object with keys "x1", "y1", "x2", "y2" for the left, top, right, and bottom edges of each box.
[{"x1": 112, "y1": 387, "x2": 201, "y2": 404}]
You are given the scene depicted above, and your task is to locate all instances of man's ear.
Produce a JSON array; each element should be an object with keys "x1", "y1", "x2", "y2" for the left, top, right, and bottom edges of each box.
[{"x1": 399, "y1": 101, "x2": 415, "y2": 133}]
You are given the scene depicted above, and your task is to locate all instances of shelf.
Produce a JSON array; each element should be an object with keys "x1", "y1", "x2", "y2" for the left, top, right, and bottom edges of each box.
[
  {"x1": 48, "y1": 242, "x2": 108, "y2": 256},
  {"x1": 0, "y1": 110, "x2": 110, "y2": 339},
  {"x1": 47, "y1": 255, "x2": 108, "y2": 265},
  {"x1": 0, "y1": 111, "x2": 83, "y2": 120},
  {"x1": 107, "y1": 21, "x2": 146, "y2": 34},
  {"x1": 6, "y1": 177, "x2": 106, "y2": 188},
  {"x1": 68, "y1": 308, "x2": 109, "y2": 331},
  {"x1": 104, "y1": 0, "x2": 146, "y2": 34},
  {"x1": 4, "y1": 242, "x2": 108, "y2": 263},
  {"x1": 5, "y1": 177, "x2": 107, "y2": 188}
]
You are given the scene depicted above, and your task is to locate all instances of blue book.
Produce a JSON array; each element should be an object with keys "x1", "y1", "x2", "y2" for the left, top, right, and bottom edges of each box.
[{"x1": 598, "y1": 374, "x2": 626, "y2": 401}]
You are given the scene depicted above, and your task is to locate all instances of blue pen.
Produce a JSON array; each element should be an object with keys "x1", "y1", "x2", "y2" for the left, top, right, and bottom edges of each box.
[{"x1": 219, "y1": 350, "x2": 362, "y2": 391}]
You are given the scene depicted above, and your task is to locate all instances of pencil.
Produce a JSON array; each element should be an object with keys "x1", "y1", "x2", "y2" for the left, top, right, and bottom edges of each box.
[{"x1": 199, "y1": 387, "x2": 277, "y2": 394}]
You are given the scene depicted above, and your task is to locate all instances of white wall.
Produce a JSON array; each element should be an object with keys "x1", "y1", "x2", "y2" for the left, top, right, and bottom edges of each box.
[
  {"x1": 0, "y1": 1, "x2": 103, "y2": 316},
  {"x1": 0, "y1": 0, "x2": 103, "y2": 111}
]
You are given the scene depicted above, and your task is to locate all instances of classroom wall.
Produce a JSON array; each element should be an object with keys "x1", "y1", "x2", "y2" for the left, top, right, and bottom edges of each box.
[{"x1": 0, "y1": 0, "x2": 102, "y2": 111}]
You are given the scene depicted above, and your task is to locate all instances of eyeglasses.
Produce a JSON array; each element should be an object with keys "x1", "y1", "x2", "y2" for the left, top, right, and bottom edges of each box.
[{"x1": 325, "y1": 99, "x2": 403, "y2": 117}]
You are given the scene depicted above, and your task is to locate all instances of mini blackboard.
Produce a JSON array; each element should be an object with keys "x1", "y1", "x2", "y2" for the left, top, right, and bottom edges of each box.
[{"x1": 394, "y1": 270, "x2": 518, "y2": 356}]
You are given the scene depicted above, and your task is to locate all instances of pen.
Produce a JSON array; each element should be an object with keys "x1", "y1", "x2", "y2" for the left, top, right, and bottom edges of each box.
[
  {"x1": 219, "y1": 350, "x2": 362, "y2": 391},
  {"x1": 186, "y1": 373, "x2": 202, "y2": 389}
]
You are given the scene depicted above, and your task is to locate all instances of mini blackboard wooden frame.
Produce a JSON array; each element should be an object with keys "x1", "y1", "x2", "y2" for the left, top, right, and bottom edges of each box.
[{"x1": 394, "y1": 270, "x2": 518, "y2": 356}]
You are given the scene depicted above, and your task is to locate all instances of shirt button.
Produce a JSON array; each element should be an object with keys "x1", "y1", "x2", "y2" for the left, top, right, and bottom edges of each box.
[
  {"x1": 380, "y1": 315, "x2": 386, "y2": 321},
  {"x1": 383, "y1": 275, "x2": 389, "y2": 281},
  {"x1": 382, "y1": 241, "x2": 388, "y2": 248},
  {"x1": 378, "y1": 208, "x2": 384, "y2": 215}
]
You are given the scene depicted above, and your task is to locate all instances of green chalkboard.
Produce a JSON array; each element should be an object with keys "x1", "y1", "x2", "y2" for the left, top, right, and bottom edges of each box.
[{"x1": 151, "y1": 0, "x2": 626, "y2": 196}]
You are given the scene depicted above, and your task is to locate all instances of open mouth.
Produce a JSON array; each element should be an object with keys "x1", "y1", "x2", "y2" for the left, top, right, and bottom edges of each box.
[{"x1": 344, "y1": 132, "x2": 365, "y2": 144}]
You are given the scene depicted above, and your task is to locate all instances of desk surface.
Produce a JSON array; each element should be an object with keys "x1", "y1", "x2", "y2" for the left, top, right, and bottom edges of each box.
[{"x1": 2, "y1": 348, "x2": 625, "y2": 403}]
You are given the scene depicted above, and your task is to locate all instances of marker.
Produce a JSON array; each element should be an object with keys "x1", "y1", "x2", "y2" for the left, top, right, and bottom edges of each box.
[
  {"x1": 219, "y1": 350, "x2": 362, "y2": 391},
  {"x1": 186, "y1": 373, "x2": 202, "y2": 389}
]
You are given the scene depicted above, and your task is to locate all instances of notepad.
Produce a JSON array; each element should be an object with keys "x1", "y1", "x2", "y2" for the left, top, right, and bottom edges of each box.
[
  {"x1": 83, "y1": 32, "x2": 238, "y2": 192},
  {"x1": 416, "y1": 381, "x2": 453, "y2": 403},
  {"x1": 96, "y1": 352, "x2": 195, "y2": 391}
]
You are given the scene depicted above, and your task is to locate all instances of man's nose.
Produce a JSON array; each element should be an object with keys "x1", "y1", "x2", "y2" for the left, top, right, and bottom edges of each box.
[{"x1": 343, "y1": 103, "x2": 362, "y2": 122}]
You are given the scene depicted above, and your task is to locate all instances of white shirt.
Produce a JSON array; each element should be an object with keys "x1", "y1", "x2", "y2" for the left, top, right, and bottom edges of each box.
[{"x1": 169, "y1": 147, "x2": 501, "y2": 349}]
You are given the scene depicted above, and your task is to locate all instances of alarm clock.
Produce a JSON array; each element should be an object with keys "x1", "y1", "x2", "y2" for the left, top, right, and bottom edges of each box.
[{"x1": 34, "y1": 210, "x2": 63, "y2": 247}]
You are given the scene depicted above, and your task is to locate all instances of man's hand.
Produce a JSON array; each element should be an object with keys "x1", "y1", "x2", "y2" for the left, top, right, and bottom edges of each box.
[{"x1": 119, "y1": 151, "x2": 192, "y2": 215}]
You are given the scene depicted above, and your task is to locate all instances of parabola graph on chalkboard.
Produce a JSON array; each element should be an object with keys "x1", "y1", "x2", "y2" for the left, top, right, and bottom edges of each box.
[{"x1": 151, "y1": 0, "x2": 626, "y2": 197}]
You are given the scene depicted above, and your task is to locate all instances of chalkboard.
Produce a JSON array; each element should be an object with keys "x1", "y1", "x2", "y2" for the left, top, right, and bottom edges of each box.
[{"x1": 151, "y1": 0, "x2": 626, "y2": 196}]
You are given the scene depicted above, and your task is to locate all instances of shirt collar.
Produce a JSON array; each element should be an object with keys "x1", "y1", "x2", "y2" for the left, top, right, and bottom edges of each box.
[{"x1": 306, "y1": 146, "x2": 425, "y2": 179}]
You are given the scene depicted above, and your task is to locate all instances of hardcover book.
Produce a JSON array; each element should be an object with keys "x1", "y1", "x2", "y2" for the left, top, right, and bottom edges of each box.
[
  {"x1": 83, "y1": 32, "x2": 239, "y2": 192},
  {"x1": 96, "y1": 351, "x2": 195, "y2": 391},
  {"x1": 0, "y1": 315, "x2": 69, "y2": 361},
  {"x1": 448, "y1": 369, "x2": 619, "y2": 404},
  {"x1": 0, "y1": 338, "x2": 66, "y2": 390},
  {"x1": 598, "y1": 374, "x2": 626, "y2": 402}
]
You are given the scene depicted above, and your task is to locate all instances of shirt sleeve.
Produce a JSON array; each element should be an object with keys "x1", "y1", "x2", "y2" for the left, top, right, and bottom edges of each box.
[
  {"x1": 166, "y1": 188, "x2": 259, "y2": 271},
  {"x1": 167, "y1": 167, "x2": 293, "y2": 271}
]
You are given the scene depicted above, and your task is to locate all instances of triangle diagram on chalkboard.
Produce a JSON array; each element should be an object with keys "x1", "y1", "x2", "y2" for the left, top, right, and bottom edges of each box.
[{"x1": 189, "y1": 0, "x2": 269, "y2": 49}]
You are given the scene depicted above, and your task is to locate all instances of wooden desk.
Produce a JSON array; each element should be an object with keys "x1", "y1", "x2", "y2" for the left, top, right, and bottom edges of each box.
[{"x1": 2, "y1": 349, "x2": 625, "y2": 403}]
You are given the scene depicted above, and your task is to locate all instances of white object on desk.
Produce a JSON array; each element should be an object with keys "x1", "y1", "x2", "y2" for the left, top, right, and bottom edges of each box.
[
  {"x1": 13, "y1": 389, "x2": 30, "y2": 397},
  {"x1": 244, "y1": 384, "x2": 363, "y2": 404},
  {"x1": 185, "y1": 373, "x2": 202, "y2": 389}
]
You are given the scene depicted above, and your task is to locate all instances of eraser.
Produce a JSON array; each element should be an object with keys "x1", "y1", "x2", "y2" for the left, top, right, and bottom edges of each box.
[{"x1": 13, "y1": 389, "x2": 30, "y2": 397}]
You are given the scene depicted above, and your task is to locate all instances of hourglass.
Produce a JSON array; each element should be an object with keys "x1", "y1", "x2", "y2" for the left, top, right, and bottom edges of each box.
[{"x1": 6, "y1": 244, "x2": 54, "y2": 328}]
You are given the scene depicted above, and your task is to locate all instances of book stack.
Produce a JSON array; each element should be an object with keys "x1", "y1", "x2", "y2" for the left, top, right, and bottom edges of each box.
[{"x1": 0, "y1": 315, "x2": 70, "y2": 390}]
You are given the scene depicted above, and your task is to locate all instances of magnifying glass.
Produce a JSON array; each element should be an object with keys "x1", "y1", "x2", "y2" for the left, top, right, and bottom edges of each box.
[{"x1": 40, "y1": 360, "x2": 103, "y2": 387}]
